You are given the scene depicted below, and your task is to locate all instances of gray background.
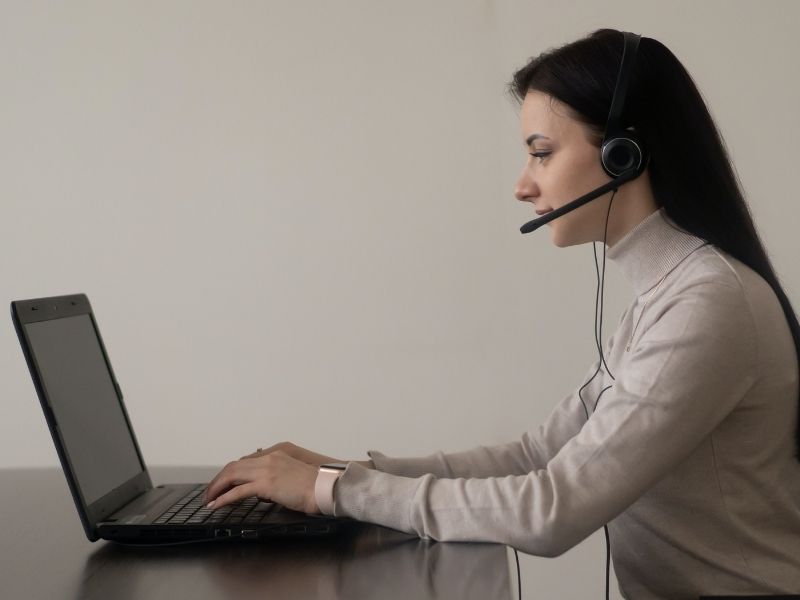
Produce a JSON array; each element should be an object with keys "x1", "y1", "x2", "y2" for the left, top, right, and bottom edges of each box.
[{"x1": 2, "y1": 1, "x2": 797, "y2": 598}]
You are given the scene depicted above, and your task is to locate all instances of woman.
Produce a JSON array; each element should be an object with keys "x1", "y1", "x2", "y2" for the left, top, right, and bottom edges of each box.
[{"x1": 204, "y1": 29, "x2": 800, "y2": 598}]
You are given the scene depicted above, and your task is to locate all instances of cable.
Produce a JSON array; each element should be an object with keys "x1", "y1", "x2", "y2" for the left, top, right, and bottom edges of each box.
[
  {"x1": 577, "y1": 366, "x2": 602, "y2": 421},
  {"x1": 604, "y1": 524, "x2": 611, "y2": 600},
  {"x1": 593, "y1": 189, "x2": 617, "y2": 382},
  {"x1": 593, "y1": 385, "x2": 613, "y2": 412},
  {"x1": 507, "y1": 192, "x2": 620, "y2": 600},
  {"x1": 578, "y1": 189, "x2": 618, "y2": 421},
  {"x1": 595, "y1": 190, "x2": 616, "y2": 600},
  {"x1": 579, "y1": 189, "x2": 618, "y2": 600}
]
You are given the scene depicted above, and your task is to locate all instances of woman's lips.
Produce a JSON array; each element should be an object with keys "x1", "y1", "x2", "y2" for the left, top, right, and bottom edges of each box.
[{"x1": 535, "y1": 208, "x2": 554, "y2": 216}]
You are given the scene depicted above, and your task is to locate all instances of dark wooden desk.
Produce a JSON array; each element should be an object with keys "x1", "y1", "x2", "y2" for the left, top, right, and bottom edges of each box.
[{"x1": 1, "y1": 466, "x2": 512, "y2": 599}]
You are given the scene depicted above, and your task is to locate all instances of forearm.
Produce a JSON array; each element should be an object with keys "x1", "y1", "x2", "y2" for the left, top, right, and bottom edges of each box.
[
  {"x1": 332, "y1": 461, "x2": 598, "y2": 557},
  {"x1": 366, "y1": 437, "x2": 543, "y2": 479}
]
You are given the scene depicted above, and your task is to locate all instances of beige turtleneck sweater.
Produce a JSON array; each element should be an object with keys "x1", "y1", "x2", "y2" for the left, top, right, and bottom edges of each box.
[{"x1": 332, "y1": 207, "x2": 800, "y2": 599}]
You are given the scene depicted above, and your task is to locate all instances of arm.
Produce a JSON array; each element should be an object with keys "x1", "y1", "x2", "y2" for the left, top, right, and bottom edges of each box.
[{"x1": 332, "y1": 278, "x2": 758, "y2": 556}]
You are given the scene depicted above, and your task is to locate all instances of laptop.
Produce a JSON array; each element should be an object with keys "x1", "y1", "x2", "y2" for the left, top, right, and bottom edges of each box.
[{"x1": 11, "y1": 293, "x2": 349, "y2": 544}]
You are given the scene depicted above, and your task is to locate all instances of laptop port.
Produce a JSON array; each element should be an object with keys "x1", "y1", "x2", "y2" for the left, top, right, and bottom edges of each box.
[
  {"x1": 214, "y1": 529, "x2": 232, "y2": 538},
  {"x1": 241, "y1": 529, "x2": 258, "y2": 539}
]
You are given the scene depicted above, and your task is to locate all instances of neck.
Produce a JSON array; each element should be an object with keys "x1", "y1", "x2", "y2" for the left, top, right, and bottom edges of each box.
[{"x1": 603, "y1": 173, "x2": 659, "y2": 248}]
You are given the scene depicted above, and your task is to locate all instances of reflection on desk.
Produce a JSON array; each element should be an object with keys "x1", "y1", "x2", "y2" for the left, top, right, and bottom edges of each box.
[
  {"x1": 82, "y1": 525, "x2": 511, "y2": 600},
  {"x1": 0, "y1": 466, "x2": 512, "y2": 600}
]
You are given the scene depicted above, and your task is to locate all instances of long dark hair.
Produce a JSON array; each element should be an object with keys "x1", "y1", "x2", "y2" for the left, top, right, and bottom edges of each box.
[{"x1": 508, "y1": 28, "x2": 800, "y2": 460}]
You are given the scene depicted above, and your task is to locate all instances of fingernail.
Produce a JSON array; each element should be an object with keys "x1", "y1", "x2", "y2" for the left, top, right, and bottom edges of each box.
[{"x1": 207, "y1": 501, "x2": 216, "y2": 509}]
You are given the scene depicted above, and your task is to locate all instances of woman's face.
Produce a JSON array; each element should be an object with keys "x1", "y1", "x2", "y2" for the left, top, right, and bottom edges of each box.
[{"x1": 515, "y1": 91, "x2": 615, "y2": 247}]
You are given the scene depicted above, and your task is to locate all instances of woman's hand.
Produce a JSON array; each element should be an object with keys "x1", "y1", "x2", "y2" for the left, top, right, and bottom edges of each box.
[{"x1": 204, "y1": 450, "x2": 320, "y2": 514}]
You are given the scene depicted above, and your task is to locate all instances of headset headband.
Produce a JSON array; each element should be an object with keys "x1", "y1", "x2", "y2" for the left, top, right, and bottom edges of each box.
[{"x1": 604, "y1": 32, "x2": 641, "y2": 137}]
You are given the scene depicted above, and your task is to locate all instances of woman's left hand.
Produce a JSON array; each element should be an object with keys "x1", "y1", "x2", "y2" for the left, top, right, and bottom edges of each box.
[{"x1": 204, "y1": 451, "x2": 320, "y2": 514}]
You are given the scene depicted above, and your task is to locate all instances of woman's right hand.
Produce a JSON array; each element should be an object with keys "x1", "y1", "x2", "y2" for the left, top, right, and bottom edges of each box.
[{"x1": 240, "y1": 441, "x2": 373, "y2": 469}]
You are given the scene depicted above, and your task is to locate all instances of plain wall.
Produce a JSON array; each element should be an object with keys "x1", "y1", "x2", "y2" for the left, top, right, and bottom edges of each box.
[{"x1": 2, "y1": 1, "x2": 798, "y2": 598}]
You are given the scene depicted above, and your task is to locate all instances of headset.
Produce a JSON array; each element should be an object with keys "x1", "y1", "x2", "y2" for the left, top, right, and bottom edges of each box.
[{"x1": 519, "y1": 31, "x2": 648, "y2": 235}]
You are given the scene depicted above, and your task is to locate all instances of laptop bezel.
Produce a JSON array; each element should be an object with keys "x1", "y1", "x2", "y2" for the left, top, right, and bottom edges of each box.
[{"x1": 11, "y1": 293, "x2": 153, "y2": 542}]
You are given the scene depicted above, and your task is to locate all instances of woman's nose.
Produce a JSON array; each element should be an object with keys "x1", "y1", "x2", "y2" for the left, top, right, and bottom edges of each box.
[{"x1": 514, "y1": 168, "x2": 539, "y2": 202}]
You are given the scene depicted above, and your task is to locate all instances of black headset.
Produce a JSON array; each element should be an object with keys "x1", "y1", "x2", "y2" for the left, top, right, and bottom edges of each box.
[{"x1": 519, "y1": 31, "x2": 648, "y2": 234}]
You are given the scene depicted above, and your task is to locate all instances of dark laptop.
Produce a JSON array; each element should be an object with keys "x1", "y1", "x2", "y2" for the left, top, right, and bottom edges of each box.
[{"x1": 11, "y1": 293, "x2": 348, "y2": 544}]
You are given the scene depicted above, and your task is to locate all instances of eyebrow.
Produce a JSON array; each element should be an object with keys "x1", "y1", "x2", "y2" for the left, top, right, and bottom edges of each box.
[{"x1": 525, "y1": 133, "x2": 551, "y2": 147}]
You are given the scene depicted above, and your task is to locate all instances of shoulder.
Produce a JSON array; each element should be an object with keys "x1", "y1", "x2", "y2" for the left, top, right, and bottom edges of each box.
[
  {"x1": 646, "y1": 244, "x2": 759, "y2": 345},
  {"x1": 671, "y1": 244, "x2": 744, "y2": 289},
  {"x1": 622, "y1": 245, "x2": 761, "y2": 390},
  {"x1": 661, "y1": 243, "x2": 771, "y2": 306},
  {"x1": 643, "y1": 244, "x2": 778, "y2": 369}
]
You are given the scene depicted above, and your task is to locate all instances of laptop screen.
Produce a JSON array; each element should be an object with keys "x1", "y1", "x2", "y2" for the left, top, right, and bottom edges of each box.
[{"x1": 25, "y1": 314, "x2": 144, "y2": 505}]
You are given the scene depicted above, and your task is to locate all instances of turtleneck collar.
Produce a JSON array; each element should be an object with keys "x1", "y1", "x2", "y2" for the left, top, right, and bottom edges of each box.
[{"x1": 606, "y1": 207, "x2": 709, "y2": 296}]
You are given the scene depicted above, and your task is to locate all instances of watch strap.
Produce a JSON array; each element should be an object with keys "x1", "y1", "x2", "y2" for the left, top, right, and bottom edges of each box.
[{"x1": 315, "y1": 463, "x2": 347, "y2": 515}]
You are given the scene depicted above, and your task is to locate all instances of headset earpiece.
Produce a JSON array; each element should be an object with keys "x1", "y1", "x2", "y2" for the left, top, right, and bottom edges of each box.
[{"x1": 601, "y1": 129, "x2": 645, "y2": 178}]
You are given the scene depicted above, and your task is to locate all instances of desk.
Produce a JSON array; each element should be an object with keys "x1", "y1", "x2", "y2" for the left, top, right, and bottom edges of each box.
[{"x1": 0, "y1": 466, "x2": 512, "y2": 599}]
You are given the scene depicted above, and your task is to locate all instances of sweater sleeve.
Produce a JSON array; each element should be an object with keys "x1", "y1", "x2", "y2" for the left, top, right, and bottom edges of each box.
[
  {"x1": 333, "y1": 278, "x2": 759, "y2": 556},
  {"x1": 367, "y1": 307, "x2": 630, "y2": 479}
]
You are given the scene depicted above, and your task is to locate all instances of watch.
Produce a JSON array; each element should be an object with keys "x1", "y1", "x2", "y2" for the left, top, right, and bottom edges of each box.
[{"x1": 315, "y1": 462, "x2": 347, "y2": 516}]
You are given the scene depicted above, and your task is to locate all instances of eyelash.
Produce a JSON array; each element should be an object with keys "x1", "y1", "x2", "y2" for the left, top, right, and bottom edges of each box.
[{"x1": 529, "y1": 151, "x2": 551, "y2": 164}]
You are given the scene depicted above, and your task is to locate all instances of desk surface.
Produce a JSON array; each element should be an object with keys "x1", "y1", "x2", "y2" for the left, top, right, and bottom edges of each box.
[{"x1": 1, "y1": 466, "x2": 512, "y2": 600}]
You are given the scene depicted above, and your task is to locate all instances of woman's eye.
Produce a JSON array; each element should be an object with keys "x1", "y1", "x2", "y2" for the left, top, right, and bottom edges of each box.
[{"x1": 529, "y1": 151, "x2": 551, "y2": 163}]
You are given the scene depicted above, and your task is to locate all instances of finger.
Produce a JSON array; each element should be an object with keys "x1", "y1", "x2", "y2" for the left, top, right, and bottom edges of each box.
[
  {"x1": 205, "y1": 462, "x2": 236, "y2": 500},
  {"x1": 207, "y1": 482, "x2": 260, "y2": 510},
  {"x1": 204, "y1": 471, "x2": 224, "y2": 501},
  {"x1": 206, "y1": 462, "x2": 254, "y2": 501},
  {"x1": 207, "y1": 474, "x2": 250, "y2": 503}
]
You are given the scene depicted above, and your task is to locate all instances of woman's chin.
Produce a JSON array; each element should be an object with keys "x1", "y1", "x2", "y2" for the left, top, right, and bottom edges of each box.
[
  {"x1": 549, "y1": 227, "x2": 569, "y2": 248},
  {"x1": 549, "y1": 227, "x2": 586, "y2": 248}
]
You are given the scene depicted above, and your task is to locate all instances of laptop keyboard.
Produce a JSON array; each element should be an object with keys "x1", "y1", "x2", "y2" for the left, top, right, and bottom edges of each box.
[{"x1": 152, "y1": 484, "x2": 278, "y2": 525}]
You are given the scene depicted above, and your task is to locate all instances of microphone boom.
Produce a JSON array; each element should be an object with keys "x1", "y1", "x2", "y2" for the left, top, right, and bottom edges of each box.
[{"x1": 519, "y1": 169, "x2": 639, "y2": 234}]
